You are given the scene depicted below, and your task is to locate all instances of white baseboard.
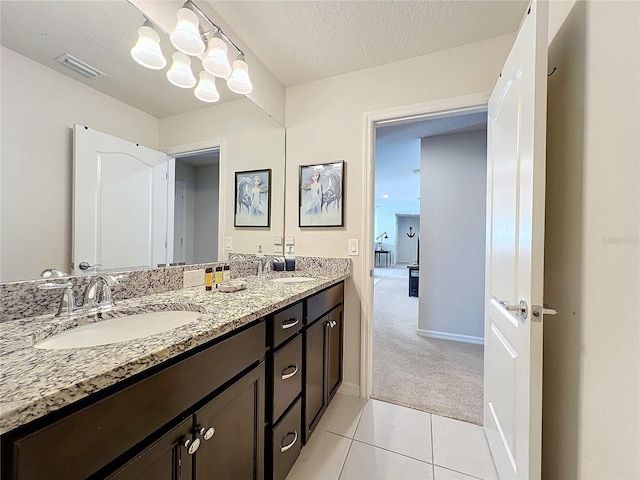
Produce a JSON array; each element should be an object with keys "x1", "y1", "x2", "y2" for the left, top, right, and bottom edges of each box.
[
  {"x1": 416, "y1": 328, "x2": 484, "y2": 345},
  {"x1": 337, "y1": 381, "x2": 360, "y2": 397}
]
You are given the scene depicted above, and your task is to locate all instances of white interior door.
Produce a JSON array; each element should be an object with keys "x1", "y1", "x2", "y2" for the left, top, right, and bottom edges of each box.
[
  {"x1": 484, "y1": 1, "x2": 548, "y2": 478},
  {"x1": 73, "y1": 125, "x2": 169, "y2": 274}
]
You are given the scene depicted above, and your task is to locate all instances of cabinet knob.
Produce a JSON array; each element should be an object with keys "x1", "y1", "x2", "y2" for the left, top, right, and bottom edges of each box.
[
  {"x1": 281, "y1": 364, "x2": 299, "y2": 380},
  {"x1": 198, "y1": 426, "x2": 216, "y2": 441},
  {"x1": 325, "y1": 320, "x2": 337, "y2": 328},
  {"x1": 183, "y1": 437, "x2": 201, "y2": 455},
  {"x1": 280, "y1": 430, "x2": 299, "y2": 453}
]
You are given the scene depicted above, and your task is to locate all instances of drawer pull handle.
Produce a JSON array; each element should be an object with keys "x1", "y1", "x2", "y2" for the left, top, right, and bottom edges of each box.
[
  {"x1": 280, "y1": 430, "x2": 299, "y2": 453},
  {"x1": 281, "y1": 364, "x2": 299, "y2": 380},
  {"x1": 183, "y1": 437, "x2": 200, "y2": 455},
  {"x1": 281, "y1": 318, "x2": 299, "y2": 330}
]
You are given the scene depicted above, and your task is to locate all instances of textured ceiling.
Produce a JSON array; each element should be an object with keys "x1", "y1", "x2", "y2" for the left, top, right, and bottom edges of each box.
[
  {"x1": 375, "y1": 112, "x2": 487, "y2": 216},
  {"x1": 210, "y1": 0, "x2": 528, "y2": 86},
  {"x1": 1, "y1": 0, "x2": 527, "y2": 118}
]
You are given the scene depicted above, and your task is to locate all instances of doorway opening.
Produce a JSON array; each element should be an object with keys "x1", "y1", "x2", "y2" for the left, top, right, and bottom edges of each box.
[
  {"x1": 170, "y1": 149, "x2": 220, "y2": 265},
  {"x1": 369, "y1": 102, "x2": 488, "y2": 425}
]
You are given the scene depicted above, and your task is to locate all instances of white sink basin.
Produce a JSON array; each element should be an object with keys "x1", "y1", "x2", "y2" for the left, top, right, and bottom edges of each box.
[
  {"x1": 270, "y1": 277, "x2": 315, "y2": 284},
  {"x1": 34, "y1": 310, "x2": 202, "y2": 350}
]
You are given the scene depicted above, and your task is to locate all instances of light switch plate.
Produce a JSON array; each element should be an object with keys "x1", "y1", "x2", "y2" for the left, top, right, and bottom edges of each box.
[
  {"x1": 274, "y1": 236, "x2": 282, "y2": 245},
  {"x1": 183, "y1": 269, "x2": 204, "y2": 288},
  {"x1": 225, "y1": 237, "x2": 233, "y2": 251},
  {"x1": 348, "y1": 239, "x2": 359, "y2": 256}
]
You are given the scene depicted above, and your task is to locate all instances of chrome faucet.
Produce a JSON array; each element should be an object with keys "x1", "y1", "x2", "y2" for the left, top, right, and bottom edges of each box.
[
  {"x1": 83, "y1": 274, "x2": 118, "y2": 312},
  {"x1": 263, "y1": 257, "x2": 285, "y2": 275}
]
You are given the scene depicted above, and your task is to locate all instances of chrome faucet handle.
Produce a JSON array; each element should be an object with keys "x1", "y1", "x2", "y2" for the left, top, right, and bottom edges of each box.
[{"x1": 38, "y1": 281, "x2": 79, "y2": 317}]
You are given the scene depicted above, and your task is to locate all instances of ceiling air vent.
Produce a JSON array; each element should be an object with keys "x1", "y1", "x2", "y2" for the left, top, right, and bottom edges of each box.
[{"x1": 55, "y1": 54, "x2": 106, "y2": 79}]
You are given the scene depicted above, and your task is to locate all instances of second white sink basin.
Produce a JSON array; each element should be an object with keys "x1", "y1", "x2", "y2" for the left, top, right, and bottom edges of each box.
[
  {"x1": 34, "y1": 310, "x2": 202, "y2": 350},
  {"x1": 270, "y1": 277, "x2": 315, "y2": 283}
]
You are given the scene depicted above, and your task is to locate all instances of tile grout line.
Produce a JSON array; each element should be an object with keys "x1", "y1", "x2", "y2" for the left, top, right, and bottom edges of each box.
[
  {"x1": 350, "y1": 438, "x2": 433, "y2": 466},
  {"x1": 336, "y1": 398, "x2": 368, "y2": 480},
  {"x1": 430, "y1": 413, "x2": 435, "y2": 479}
]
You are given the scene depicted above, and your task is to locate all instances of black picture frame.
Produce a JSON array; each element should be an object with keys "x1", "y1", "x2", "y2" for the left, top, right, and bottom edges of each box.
[
  {"x1": 234, "y1": 169, "x2": 271, "y2": 227},
  {"x1": 299, "y1": 161, "x2": 344, "y2": 227}
]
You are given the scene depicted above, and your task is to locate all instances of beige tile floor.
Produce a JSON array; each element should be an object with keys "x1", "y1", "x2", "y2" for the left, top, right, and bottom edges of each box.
[{"x1": 286, "y1": 394, "x2": 498, "y2": 480}]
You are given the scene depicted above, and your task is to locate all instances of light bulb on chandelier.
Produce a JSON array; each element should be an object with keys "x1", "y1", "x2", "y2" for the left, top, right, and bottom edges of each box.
[
  {"x1": 129, "y1": 1, "x2": 253, "y2": 102},
  {"x1": 227, "y1": 55, "x2": 253, "y2": 95},
  {"x1": 170, "y1": 5, "x2": 205, "y2": 56},
  {"x1": 130, "y1": 20, "x2": 166, "y2": 70}
]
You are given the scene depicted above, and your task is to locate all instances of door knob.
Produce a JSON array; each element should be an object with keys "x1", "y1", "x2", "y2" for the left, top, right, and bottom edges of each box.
[{"x1": 499, "y1": 299, "x2": 528, "y2": 320}]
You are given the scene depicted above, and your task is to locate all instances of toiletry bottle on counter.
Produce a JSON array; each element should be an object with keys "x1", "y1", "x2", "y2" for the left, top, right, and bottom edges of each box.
[
  {"x1": 205, "y1": 267, "x2": 213, "y2": 291},
  {"x1": 285, "y1": 246, "x2": 296, "y2": 271},
  {"x1": 215, "y1": 266, "x2": 223, "y2": 287},
  {"x1": 223, "y1": 264, "x2": 230, "y2": 282}
]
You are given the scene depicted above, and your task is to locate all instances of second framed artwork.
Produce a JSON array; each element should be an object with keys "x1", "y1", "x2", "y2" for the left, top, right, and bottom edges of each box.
[
  {"x1": 299, "y1": 161, "x2": 344, "y2": 227},
  {"x1": 234, "y1": 169, "x2": 271, "y2": 227}
]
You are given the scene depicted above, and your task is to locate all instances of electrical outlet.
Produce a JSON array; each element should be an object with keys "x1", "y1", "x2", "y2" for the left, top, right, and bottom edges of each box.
[
  {"x1": 225, "y1": 237, "x2": 233, "y2": 251},
  {"x1": 285, "y1": 236, "x2": 295, "y2": 246},
  {"x1": 183, "y1": 269, "x2": 204, "y2": 288}
]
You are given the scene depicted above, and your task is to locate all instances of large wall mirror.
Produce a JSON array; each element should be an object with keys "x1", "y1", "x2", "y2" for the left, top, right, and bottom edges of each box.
[{"x1": 0, "y1": 0, "x2": 285, "y2": 282}]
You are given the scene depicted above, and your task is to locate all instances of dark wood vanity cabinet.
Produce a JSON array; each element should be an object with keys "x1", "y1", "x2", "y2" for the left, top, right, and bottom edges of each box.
[
  {"x1": 1, "y1": 322, "x2": 266, "y2": 480},
  {"x1": 109, "y1": 363, "x2": 265, "y2": 480},
  {"x1": 303, "y1": 283, "x2": 344, "y2": 443},
  {"x1": 267, "y1": 303, "x2": 304, "y2": 480},
  {"x1": 1, "y1": 280, "x2": 345, "y2": 480}
]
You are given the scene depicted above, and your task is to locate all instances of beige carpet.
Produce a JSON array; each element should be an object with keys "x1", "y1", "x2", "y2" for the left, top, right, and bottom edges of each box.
[{"x1": 372, "y1": 266, "x2": 484, "y2": 425}]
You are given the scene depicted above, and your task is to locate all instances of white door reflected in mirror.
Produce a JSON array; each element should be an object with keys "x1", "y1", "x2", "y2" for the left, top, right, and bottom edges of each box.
[{"x1": 73, "y1": 125, "x2": 169, "y2": 274}]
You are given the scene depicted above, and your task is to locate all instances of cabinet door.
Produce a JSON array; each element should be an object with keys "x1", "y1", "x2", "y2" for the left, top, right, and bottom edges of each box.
[
  {"x1": 326, "y1": 306, "x2": 344, "y2": 401},
  {"x1": 194, "y1": 363, "x2": 265, "y2": 480},
  {"x1": 304, "y1": 316, "x2": 327, "y2": 442},
  {"x1": 106, "y1": 417, "x2": 193, "y2": 480}
]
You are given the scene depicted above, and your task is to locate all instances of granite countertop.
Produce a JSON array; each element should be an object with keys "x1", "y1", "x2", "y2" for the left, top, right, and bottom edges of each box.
[{"x1": 0, "y1": 271, "x2": 349, "y2": 435}]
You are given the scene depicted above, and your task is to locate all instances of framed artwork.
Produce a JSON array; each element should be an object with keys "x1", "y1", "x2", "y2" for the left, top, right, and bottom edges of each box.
[
  {"x1": 234, "y1": 169, "x2": 271, "y2": 227},
  {"x1": 299, "y1": 161, "x2": 344, "y2": 227}
]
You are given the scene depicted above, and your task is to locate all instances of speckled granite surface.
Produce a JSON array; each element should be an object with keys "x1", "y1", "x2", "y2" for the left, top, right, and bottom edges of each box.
[
  {"x1": 0, "y1": 257, "x2": 350, "y2": 435},
  {"x1": 0, "y1": 260, "x2": 259, "y2": 322}
]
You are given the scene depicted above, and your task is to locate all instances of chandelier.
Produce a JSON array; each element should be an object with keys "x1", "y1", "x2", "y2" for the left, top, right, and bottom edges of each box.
[{"x1": 130, "y1": 1, "x2": 252, "y2": 104}]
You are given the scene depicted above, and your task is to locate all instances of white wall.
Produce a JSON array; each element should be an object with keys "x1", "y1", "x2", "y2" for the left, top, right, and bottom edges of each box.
[
  {"x1": 418, "y1": 130, "x2": 486, "y2": 341},
  {"x1": 0, "y1": 47, "x2": 159, "y2": 282},
  {"x1": 396, "y1": 215, "x2": 420, "y2": 264},
  {"x1": 284, "y1": 34, "x2": 515, "y2": 390},
  {"x1": 175, "y1": 162, "x2": 196, "y2": 263},
  {"x1": 159, "y1": 98, "x2": 285, "y2": 257},
  {"x1": 543, "y1": 1, "x2": 640, "y2": 478},
  {"x1": 193, "y1": 164, "x2": 219, "y2": 263}
]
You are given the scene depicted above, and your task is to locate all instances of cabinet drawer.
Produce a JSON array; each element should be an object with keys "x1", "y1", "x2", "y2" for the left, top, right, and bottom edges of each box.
[
  {"x1": 272, "y1": 334, "x2": 302, "y2": 422},
  {"x1": 6, "y1": 322, "x2": 266, "y2": 480},
  {"x1": 272, "y1": 398, "x2": 302, "y2": 480},
  {"x1": 306, "y1": 282, "x2": 343, "y2": 324},
  {"x1": 272, "y1": 302, "x2": 303, "y2": 347}
]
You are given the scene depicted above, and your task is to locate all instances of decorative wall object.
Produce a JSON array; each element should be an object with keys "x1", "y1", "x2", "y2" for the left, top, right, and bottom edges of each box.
[
  {"x1": 235, "y1": 169, "x2": 271, "y2": 227},
  {"x1": 299, "y1": 161, "x2": 344, "y2": 227}
]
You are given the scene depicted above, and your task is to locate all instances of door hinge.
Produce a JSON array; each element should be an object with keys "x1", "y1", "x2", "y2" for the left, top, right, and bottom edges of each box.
[{"x1": 532, "y1": 304, "x2": 558, "y2": 322}]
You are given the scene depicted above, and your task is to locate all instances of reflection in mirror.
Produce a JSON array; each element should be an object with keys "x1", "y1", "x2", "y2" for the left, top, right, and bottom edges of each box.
[{"x1": 0, "y1": 1, "x2": 285, "y2": 282}]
